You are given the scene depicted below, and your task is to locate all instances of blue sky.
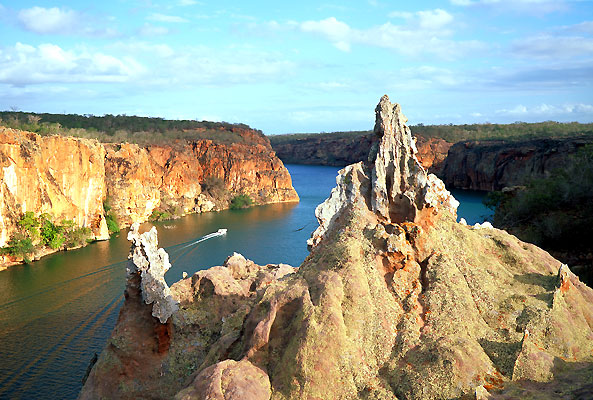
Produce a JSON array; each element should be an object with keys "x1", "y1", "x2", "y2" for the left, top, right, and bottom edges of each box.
[{"x1": 0, "y1": 0, "x2": 592, "y2": 134}]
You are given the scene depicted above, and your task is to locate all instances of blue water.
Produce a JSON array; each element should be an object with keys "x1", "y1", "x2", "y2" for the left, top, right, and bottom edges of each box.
[{"x1": 0, "y1": 164, "x2": 489, "y2": 399}]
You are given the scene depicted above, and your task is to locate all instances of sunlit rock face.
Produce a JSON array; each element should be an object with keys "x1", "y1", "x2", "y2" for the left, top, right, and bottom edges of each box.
[
  {"x1": 79, "y1": 97, "x2": 593, "y2": 400},
  {"x1": 0, "y1": 127, "x2": 109, "y2": 252},
  {"x1": 105, "y1": 139, "x2": 299, "y2": 226},
  {"x1": 0, "y1": 125, "x2": 298, "y2": 268}
]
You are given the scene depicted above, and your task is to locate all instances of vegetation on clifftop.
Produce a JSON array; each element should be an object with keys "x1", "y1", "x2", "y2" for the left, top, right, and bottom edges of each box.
[
  {"x1": 485, "y1": 145, "x2": 593, "y2": 282},
  {"x1": 0, "y1": 111, "x2": 264, "y2": 145},
  {"x1": 269, "y1": 121, "x2": 593, "y2": 144}
]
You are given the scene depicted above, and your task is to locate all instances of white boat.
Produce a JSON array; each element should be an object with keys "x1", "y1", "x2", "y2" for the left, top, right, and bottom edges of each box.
[{"x1": 217, "y1": 228, "x2": 227, "y2": 235}]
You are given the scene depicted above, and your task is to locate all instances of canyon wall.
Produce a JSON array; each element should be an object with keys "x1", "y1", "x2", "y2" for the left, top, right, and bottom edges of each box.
[
  {"x1": 0, "y1": 127, "x2": 109, "y2": 249},
  {"x1": 0, "y1": 126, "x2": 298, "y2": 266},
  {"x1": 105, "y1": 139, "x2": 299, "y2": 225},
  {"x1": 270, "y1": 132, "x2": 452, "y2": 174},
  {"x1": 80, "y1": 96, "x2": 593, "y2": 400},
  {"x1": 440, "y1": 137, "x2": 593, "y2": 191}
]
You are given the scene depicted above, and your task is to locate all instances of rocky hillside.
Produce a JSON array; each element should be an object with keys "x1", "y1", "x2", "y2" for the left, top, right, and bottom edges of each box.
[
  {"x1": 270, "y1": 131, "x2": 452, "y2": 174},
  {"x1": 0, "y1": 126, "x2": 298, "y2": 268},
  {"x1": 440, "y1": 137, "x2": 593, "y2": 191},
  {"x1": 270, "y1": 127, "x2": 593, "y2": 192},
  {"x1": 79, "y1": 96, "x2": 593, "y2": 399}
]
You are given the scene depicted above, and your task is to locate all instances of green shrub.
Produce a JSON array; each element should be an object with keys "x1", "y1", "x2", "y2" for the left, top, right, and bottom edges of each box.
[
  {"x1": 105, "y1": 214, "x2": 120, "y2": 234},
  {"x1": 59, "y1": 219, "x2": 92, "y2": 248},
  {"x1": 149, "y1": 210, "x2": 172, "y2": 221},
  {"x1": 17, "y1": 211, "x2": 39, "y2": 238},
  {"x1": 103, "y1": 199, "x2": 120, "y2": 234},
  {"x1": 230, "y1": 194, "x2": 253, "y2": 210},
  {"x1": 491, "y1": 145, "x2": 593, "y2": 250},
  {"x1": 1, "y1": 233, "x2": 34, "y2": 263},
  {"x1": 39, "y1": 214, "x2": 65, "y2": 249}
]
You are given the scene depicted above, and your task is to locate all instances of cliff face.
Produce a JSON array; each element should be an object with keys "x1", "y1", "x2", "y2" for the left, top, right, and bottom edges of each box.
[
  {"x1": 0, "y1": 126, "x2": 298, "y2": 266},
  {"x1": 0, "y1": 127, "x2": 109, "y2": 250},
  {"x1": 441, "y1": 137, "x2": 593, "y2": 191},
  {"x1": 270, "y1": 132, "x2": 451, "y2": 174},
  {"x1": 80, "y1": 96, "x2": 593, "y2": 399},
  {"x1": 105, "y1": 139, "x2": 298, "y2": 225}
]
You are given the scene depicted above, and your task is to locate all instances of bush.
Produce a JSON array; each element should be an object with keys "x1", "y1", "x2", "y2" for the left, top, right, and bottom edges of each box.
[
  {"x1": 39, "y1": 214, "x2": 65, "y2": 250},
  {"x1": 103, "y1": 200, "x2": 120, "y2": 234},
  {"x1": 230, "y1": 194, "x2": 253, "y2": 210},
  {"x1": 490, "y1": 145, "x2": 593, "y2": 250},
  {"x1": 60, "y1": 219, "x2": 92, "y2": 248},
  {"x1": 17, "y1": 211, "x2": 39, "y2": 238},
  {"x1": 0, "y1": 233, "x2": 34, "y2": 263},
  {"x1": 149, "y1": 210, "x2": 172, "y2": 221}
]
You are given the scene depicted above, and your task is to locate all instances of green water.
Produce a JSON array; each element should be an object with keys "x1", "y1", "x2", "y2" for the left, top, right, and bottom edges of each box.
[{"x1": 0, "y1": 165, "x2": 491, "y2": 399}]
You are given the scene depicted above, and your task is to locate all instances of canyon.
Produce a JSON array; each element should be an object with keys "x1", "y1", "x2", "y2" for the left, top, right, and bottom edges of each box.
[
  {"x1": 80, "y1": 96, "x2": 593, "y2": 399},
  {"x1": 0, "y1": 126, "x2": 298, "y2": 268},
  {"x1": 270, "y1": 131, "x2": 593, "y2": 191}
]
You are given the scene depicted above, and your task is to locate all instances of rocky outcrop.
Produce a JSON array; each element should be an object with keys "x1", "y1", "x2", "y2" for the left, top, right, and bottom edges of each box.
[
  {"x1": 0, "y1": 127, "x2": 109, "y2": 251},
  {"x1": 79, "y1": 96, "x2": 593, "y2": 399},
  {"x1": 441, "y1": 137, "x2": 593, "y2": 191},
  {"x1": 0, "y1": 126, "x2": 298, "y2": 268},
  {"x1": 105, "y1": 139, "x2": 298, "y2": 225},
  {"x1": 269, "y1": 131, "x2": 451, "y2": 174}
]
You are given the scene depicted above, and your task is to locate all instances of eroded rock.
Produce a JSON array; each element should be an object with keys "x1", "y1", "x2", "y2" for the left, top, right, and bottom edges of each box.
[{"x1": 127, "y1": 223, "x2": 178, "y2": 323}]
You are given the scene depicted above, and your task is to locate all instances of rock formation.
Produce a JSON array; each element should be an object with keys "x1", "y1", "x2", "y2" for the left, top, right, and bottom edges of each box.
[
  {"x1": 79, "y1": 96, "x2": 593, "y2": 399},
  {"x1": 269, "y1": 131, "x2": 451, "y2": 174},
  {"x1": 0, "y1": 126, "x2": 298, "y2": 268},
  {"x1": 0, "y1": 127, "x2": 109, "y2": 249},
  {"x1": 440, "y1": 137, "x2": 593, "y2": 191},
  {"x1": 105, "y1": 139, "x2": 298, "y2": 225}
]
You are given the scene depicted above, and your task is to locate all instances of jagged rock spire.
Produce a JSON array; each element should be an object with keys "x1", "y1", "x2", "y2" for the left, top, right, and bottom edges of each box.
[
  {"x1": 308, "y1": 95, "x2": 458, "y2": 247},
  {"x1": 127, "y1": 223, "x2": 178, "y2": 323}
]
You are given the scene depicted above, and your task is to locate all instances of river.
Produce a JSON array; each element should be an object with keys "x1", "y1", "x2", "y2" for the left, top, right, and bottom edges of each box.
[{"x1": 0, "y1": 165, "x2": 492, "y2": 399}]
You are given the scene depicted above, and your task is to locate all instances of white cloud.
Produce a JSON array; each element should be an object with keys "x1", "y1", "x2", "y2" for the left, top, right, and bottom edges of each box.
[
  {"x1": 17, "y1": 6, "x2": 118, "y2": 37},
  {"x1": 449, "y1": 0, "x2": 568, "y2": 14},
  {"x1": 301, "y1": 17, "x2": 352, "y2": 51},
  {"x1": 18, "y1": 6, "x2": 78, "y2": 34},
  {"x1": 566, "y1": 20, "x2": 593, "y2": 34},
  {"x1": 138, "y1": 24, "x2": 170, "y2": 36},
  {"x1": 178, "y1": 0, "x2": 201, "y2": 5},
  {"x1": 148, "y1": 13, "x2": 189, "y2": 23},
  {"x1": 496, "y1": 103, "x2": 593, "y2": 117},
  {"x1": 388, "y1": 11, "x2": 413, "y2": 19},
  {"x1": 0, "y1": 43, "x2": 143, "y2": 86},
  {"x1": 106, "y1": 42, "x2": 295, "y2": 86},
  {"x1": 512, "y1": 34, "x2": 593, "y2": 59},
  {"x1": 416, "y1": 9, "x2": 453, "y2": 30},
  {"x1": 297, "y1": 13, "x2": 483, "y2": 59}
]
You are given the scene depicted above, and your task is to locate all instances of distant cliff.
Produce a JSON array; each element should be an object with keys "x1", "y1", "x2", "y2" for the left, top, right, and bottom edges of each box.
[
  {"x1": 0, "y1": 126, "x2": 298, "y2": 268},
  {"x1": 440, "y1": 137, "x2": 593, "y2": 191},
  {"x1": 270, "y1": 131, "x2": 452, "y2": 174}
]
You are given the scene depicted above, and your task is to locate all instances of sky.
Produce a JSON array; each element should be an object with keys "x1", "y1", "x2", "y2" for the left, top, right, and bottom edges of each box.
[{"x1": 0, "y1": 1, "x2": 592, "y2": 134}]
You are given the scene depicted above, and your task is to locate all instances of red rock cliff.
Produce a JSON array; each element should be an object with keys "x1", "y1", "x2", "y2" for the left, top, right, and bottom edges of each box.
[
  {"x1": 0, "y1": 127, "x2": 109, "y2": 251},
  {"x1": 0, "y1": 126, "x2": 298, "y2": 266},
  {"x1": 105, "y1": 139, "x2": 299, "y2": 225}
]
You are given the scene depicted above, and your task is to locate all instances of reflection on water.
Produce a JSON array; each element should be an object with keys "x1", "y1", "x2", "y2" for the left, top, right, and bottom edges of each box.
[{"x1": 0, "y1": 164, "x2": 491, "y2": 399}]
